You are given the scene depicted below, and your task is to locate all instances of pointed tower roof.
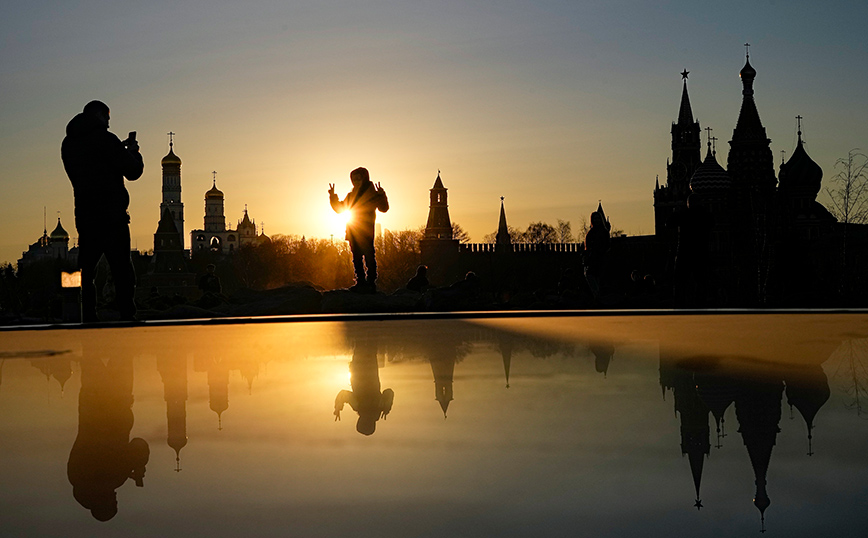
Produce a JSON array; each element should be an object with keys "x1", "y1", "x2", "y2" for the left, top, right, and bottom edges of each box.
[
  {"x1": 496, "y1": 197, "x2": 511, "y2": 247},
  {"x1": 433, "y1": 171, "x2": 445, "y2": 189},
  {"x1": 157, "y1": 206, "x2": 180, "y2": 234},
  {"x1": 677, "y1": 69, "x2": 695, "y2": 125}
]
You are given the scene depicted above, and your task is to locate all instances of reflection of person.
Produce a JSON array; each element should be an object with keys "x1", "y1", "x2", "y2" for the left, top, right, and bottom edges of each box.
[
  {"x1": 62, "y1": 100, "x2": 144, "y2": 322},
  {"x1": 68, "y1": 357, "x2": 149, "y2": 521},
  {"x1": 329, "y1": 167, "x2": 389, "y2": 293},
  {"x1": 334, "y1": 338, "x2": 394, "y2": 435}
]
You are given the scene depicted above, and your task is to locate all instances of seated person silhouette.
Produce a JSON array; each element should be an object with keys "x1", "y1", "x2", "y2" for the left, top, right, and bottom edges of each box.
[
  {"x1": 329, "y1": 167, "x2": 389, "y2": 293},
  {"x1": 406, "y1": 265, "x2": 429, "y2": 292},
  {"x1": 67, "y1": 356, "x2": 149, "y2": 521},
  {"x1": 334, "y1": 338, "x2": 394, "y2": 435}
]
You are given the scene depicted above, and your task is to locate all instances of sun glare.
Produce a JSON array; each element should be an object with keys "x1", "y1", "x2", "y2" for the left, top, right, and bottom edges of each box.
[{"x1": 329, "y1": 209, "x2": 352, "y2": 238}]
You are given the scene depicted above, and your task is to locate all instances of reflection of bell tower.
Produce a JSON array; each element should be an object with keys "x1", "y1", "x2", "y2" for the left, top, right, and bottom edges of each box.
[
  {"x1": 157, "y1": 354, "x2": 188, "y2": 472},
  {"x1": 204, "y1": 173, "x2": 226, "y2": 233},
  {"x1": 208, "y1": 359, "x2": 229, "y2": 430},
  {"x1": 735, "y1": 379, "x2": 784, "y2": 532}
]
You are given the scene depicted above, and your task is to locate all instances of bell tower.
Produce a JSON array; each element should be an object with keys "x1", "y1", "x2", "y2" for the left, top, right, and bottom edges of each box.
[{"x1": 160, "y1": 132, "x2": 184, "y2": 247}]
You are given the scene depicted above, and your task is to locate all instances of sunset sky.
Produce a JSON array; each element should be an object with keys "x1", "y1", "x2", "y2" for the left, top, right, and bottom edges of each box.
[{"x1": 2, "y1": 0, "x2": 867, "y2": 264}]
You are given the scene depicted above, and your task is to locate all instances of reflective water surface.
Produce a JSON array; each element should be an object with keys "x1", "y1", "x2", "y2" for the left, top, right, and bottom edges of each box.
[{"x1": 1, "y1": 314, "x2": 867, "y2": 537}]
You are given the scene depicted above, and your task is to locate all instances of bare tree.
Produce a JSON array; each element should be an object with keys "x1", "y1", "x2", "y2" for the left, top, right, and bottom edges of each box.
[
  {"x1": 556, "y1": 219, "x2": 574, "y2": 243},
  {"x1": 825, "y1": 149, "x2": 868, "y2": 285},
  {"x1": 826, "y1": 149, "x2": 868, "y2": 225},
  {"x1": 522, "y1": 222, "x2": 558, "y2": 244},
  {"x1": 830, "y1": 338, "x2": 868, "y2": 418},
  {"x1": 451, "y1": 222, "x2": 471, "y2": 244}
]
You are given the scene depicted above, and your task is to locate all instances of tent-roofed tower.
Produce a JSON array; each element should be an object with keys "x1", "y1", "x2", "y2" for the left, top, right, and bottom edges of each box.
[
  {"x1": 495, "y1": 196, "x2": 512, "y2": 252},
  {"x1": 726, "y1": 46, "x2": 778, "y2": 303},
  {"x1": 420, "y1": 171, "x2": 460, "y2": 285},
  {"x1": 655, "y1": 69, "x2": 702, "y2": 237},
  {"x1": 424, "y1": 171, "x2": 453, "y2": 240},
  {"x1": 160, "y1": 132, "x2": 184, "y2": 248},
  {"x1": 728, "y1": 45, "x2": 777, "y2": 200}
]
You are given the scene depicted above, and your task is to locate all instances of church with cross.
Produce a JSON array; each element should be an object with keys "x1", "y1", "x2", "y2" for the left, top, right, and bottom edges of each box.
[{"x1": 653, "y1": 45, "x2": 840, "y2": 305}]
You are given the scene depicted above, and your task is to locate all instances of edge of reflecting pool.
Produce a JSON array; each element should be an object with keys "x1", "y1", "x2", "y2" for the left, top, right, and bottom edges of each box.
[{"x1": 3, "y1": 307, "x2": 868, "y2": 332}]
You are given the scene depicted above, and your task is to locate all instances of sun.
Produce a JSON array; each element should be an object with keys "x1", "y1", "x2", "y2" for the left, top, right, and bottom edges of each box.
[{"x1": 329, "y1": 209, "x2": 353, "y2": 238}]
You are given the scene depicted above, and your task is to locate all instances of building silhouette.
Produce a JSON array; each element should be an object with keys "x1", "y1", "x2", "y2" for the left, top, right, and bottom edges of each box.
[{"x1": 190, "y1": 175, "x2": 265, "y2": 255}]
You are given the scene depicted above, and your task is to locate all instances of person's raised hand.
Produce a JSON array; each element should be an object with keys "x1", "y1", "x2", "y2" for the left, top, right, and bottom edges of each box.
[{"x1": 328, "y1": 183, "x2": 335, "y2": 196}]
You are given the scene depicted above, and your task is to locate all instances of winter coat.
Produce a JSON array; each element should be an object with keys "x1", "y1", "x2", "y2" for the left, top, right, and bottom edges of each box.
[
  {"x1": 61, "y1": 113, "x2": 144, "y2": 229},
  {"x1": 330, "y1": 180, "x2": 389, "y2": 241}
]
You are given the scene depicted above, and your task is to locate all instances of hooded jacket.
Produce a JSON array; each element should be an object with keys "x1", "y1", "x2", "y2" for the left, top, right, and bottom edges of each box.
[
  {"x1": 61, "y1": 113, "x2": 144, "y2": 229},
  {"x1": 330, "y1": 180, "x2": 389, "y2": 241}
]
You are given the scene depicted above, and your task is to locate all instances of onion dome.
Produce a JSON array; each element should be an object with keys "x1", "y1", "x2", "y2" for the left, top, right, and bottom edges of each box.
[
  {"x1": 205, "y1": 179, "x2": 224, "y2": 199},
  {"x1": 690, "y1": 147, "x2": 731, "y2": 195},
  {"x1": 50, "y1": 218, "x2": 69, "y2": 241},
  {"x1": 161, "y1": 147, "x2": 182, "y2": 166},
  {"x1": 739, "y1": 57, "x2": 757, "y2": 91},
  {"x1": 778, "y1": 133, "x2": 823, "y2": 197}
]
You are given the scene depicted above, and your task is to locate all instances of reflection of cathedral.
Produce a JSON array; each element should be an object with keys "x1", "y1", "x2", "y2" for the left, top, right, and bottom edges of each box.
[{"x1": 660, "y1": 353, "x2": 832, "y2": 531}]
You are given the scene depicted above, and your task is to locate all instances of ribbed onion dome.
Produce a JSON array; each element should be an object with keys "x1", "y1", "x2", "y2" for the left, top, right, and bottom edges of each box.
[
  {"x1": 205, "y1": 180, "x2": 224, "y2": 199},
  {"x1": 161, "y1": 147, "x2": 182, "y2": 166},
  {"x1": 690, "y1": 149, "x2": 731, "y2": 194},
  {"x1": 50, "y1": 218, "x2": 69, "y2": 241},
  {"x1": 778, "y1": 137, "x2": 823, "y2": 197}
]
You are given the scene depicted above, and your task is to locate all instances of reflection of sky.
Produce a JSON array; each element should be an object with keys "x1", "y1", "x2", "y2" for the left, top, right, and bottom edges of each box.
[{"x1": 0, "y1": 316, "x2": 866, "y2": 536}]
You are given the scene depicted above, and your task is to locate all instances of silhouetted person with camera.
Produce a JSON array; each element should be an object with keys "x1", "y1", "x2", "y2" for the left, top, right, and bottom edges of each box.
[
  {"x1": 62, "y1": 100, "x2": 143, "y2": 322},
  {"x1": 329, "y1": 167, "x2": 389, "y2": 293},
  {"x1": 334, "y1": 338, "x2": 394, "y2": 435},
  {"x1": 68, "y1": 356, "x2": 149, "y2": 521}
]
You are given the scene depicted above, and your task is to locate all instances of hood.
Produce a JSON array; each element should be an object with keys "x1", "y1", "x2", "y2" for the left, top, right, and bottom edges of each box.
[{"x1": 65, "y1": 112, "x2": 105, "y2": 137}]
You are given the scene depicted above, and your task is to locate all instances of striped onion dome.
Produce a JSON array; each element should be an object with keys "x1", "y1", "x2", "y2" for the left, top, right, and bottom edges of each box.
[{"x1": 690, "y1": 148, "x2": 731, "y2": 195}]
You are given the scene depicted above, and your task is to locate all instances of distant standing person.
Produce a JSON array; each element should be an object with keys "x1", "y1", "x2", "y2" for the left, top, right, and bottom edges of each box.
[
  {"x1": 329, "y1": 167, "x2": 389, "y2": 293},
  {"x1": 62, "y1": 100, "x2": 143, "y2": 321}
]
